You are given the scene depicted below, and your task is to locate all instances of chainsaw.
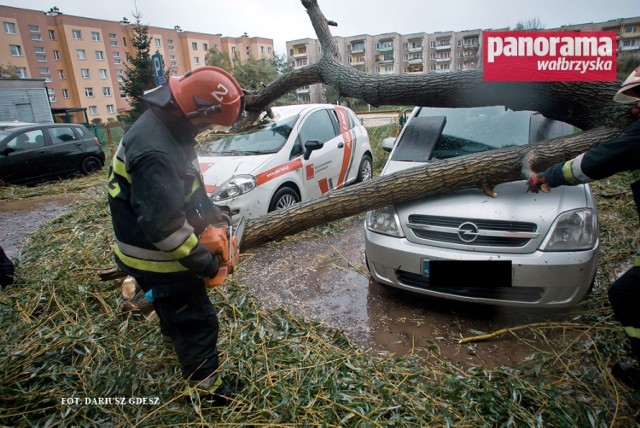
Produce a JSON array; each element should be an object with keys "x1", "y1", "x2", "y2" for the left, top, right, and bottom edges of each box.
[{"x1": 198, "y1": 216, "x2": 245, "y2": 287}]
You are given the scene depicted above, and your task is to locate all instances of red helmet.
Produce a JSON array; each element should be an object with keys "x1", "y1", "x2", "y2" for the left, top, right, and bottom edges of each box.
[
  {"x1": 614, "y1": 65, "x2": 640, "y2": 104},
  {"x1": 169, "y1": 66, "x2": 243, "y2": 127}
]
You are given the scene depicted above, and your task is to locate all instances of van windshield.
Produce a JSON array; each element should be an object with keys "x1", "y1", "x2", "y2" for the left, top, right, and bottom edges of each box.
[{"x1": 199, "y1": 115, "x2": 299, "y2": 156}]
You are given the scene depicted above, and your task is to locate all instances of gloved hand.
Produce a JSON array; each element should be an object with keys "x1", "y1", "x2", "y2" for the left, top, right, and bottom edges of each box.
[
  {"x1": 526, "y1": 173, "x2": 550, "y2": 193},
  {"x1": 199, "y1": 225, "x2": 230, "y2": 287}
]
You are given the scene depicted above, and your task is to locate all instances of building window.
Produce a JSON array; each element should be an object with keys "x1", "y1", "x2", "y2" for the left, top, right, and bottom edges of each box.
[
  {"x1": 89, "y1": 106, "x2": 98, "y2": 116},
  {"x1": 35, "y1": 54, "x2": 46, "y2": 62},
  {"x1": 72, "y1": 29, "x2": 82, "y2": 40},
  {"x1": 109, "y1": 32, "x2": 117, "y2": 40},
  {"x1": 194, "y1": 56, "x2": 200, "y2": 64},
  {"x1": 203, "y1": 43, "x2": 208, "y2": 51},
  {"x1": 625, "y1": 26, "x2": 638, "y2": 33},
  {"x1": 16, "y1": 67, "x2": 28, "y2": 78},
  {"x1": 107, "y1": 104, "x2": 116, "y2": 114},
  {"x1": 103, "y1": 87, "x2": 112, "y2": 96},
  {"x1": 62, "y1": 89, "x2": 69, "y2": 99},
  {"x1": 49, "y1": 29, "x2": 56, "y2": 40},
  {"x1": 81, "y1": 68, "x2": 90, "y2": 78},
  {"x1": 192, "y1": 42, "x2": 198, "y2": 50},
  {"x1": 99, "y1": 69, "x2": 108, "y2": 79},
  {"x1": 58, "y1": 69, "x2": 65, "y2": 79},
  {"x1": 10, "y1": 45, "x2": 22, "y2": 56},
  {"x1": 155, "y1": 38, "x2": 161, "y2": 47},
  {"x1": 53, "y1": 50, "x2": 60, "y2": 60},
  {"x1": 95, "y1": 50, "x2": 104, "y2": 60},
  {"x1": 31, "y1": 33, "x2": 42, "y2": 41},
  {"x1": 85, "y1": 88, "x2": 94, "y2": 97},
  {"x1": 113, "y1": 51, "x2": 121, "y2": 65},
  {"x1": 77, "y1": 49, "x2": 86, "y2": 60},
  {"x1": 28, "y1": 24, "x2": 39, "y2": 32},
  {"x1": 39, "y1": 67, "x2": 51, "y2": 82},
  {"x1": 110, "y1": 40, "x2": 118, "y2": 47},
  {"x1": 91, "y1": 31, "x2": 100, "y2": 41},
  {"x1": 3, "y1": 22, "x2": 16, "y2": 34}
]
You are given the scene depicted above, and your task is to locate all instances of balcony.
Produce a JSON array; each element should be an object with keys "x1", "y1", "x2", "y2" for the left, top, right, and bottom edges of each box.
[
  {"x1": 461, "y1": 42, "x2": 479, "y2": 49},
  {"x1": 435, "y1": 57, "x2": 450, "y2": 62},
  {"x1": 435, "y1": 43, "x2": 451, "y2": 50},
  {"x1": 296, "y1": 86, "x2": 310, "y2": 94},
  {"x1": 348, "y1": 44, "x2": 365, "y2": 53},
  {"x1": 350, "y1": 57, "x2": 366, "y2": 66},
  {"x1": 406, "y1": 45, "x2": 423, "y2": 53},
  {"x1": 407, "y1": 57, "x2": 423, "y2": 65},
  {"x1": 377, "y1": 41, "x2": 394, "y2": 52},
  {"x1": 291, "y1": 49, "x2": 308, "y2": 58}
]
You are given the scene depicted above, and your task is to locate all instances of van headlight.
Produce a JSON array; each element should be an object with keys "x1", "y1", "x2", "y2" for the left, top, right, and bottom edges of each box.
[
  {"x1": 540, "y1": 208, "x2": 598, "y2": 251},
  {"x1": 365, "y1": 205, "x2": 404, "y2": 237},
  {"x1": 211, "y1": 175, "x2": 256, "y2": 202}
]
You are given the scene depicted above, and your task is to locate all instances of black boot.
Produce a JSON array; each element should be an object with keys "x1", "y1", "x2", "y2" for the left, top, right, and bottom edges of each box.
[
  {"x1": 611, "y1": 361, "x2": 640, "y2": 391},
  {"x1": 185, "y1": 378, "x2": 238, "y2": 407}
]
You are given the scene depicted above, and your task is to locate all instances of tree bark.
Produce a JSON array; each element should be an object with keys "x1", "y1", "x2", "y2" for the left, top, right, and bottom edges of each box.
[{"x1": 241, "y1": 126, "x2": 618, "y2": 250}]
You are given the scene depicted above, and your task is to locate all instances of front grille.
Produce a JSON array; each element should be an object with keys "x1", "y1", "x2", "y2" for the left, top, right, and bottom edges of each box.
[
  {"x1": 407, "y1": 214, "x2": 538, "y2": 247},
  {"x1": 396, "y1": 270, "x2": 544, "y2": 302}
]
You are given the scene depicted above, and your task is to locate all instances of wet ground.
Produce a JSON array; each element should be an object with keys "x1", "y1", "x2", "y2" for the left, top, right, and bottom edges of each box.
[{"x1": 2, "y1": 192, "x2": 570, "y2": 368}]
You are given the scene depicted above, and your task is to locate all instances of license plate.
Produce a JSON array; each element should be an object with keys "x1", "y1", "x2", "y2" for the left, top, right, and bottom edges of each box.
[{"x1": 422, "y1": 259, "x2": 512, "y2": 288}]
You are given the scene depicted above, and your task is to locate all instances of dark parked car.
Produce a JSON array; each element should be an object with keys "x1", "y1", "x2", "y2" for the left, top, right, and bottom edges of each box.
[{"x1": 0, "y1": 123, "x2": 105, "y2": 185}]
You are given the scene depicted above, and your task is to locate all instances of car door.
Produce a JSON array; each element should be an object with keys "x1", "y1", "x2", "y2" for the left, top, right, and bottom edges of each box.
[
  {"x1": 293, "y1": 108, "x2": 342, "y2": 199},
  {"x1": 0, "y1": 128, "x2": 48, "y2": 183},
  {"x1": 44, "y1": 125, "x2": 84, "y2": 175}
]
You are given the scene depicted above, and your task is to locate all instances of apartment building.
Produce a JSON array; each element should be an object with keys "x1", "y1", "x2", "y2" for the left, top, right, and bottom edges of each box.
[
  {"x1": 0, "y1": 5, "x2": 274, "y2": 123},
  {"x1": 287, "y1": 16, "x2": 640, "y2": 103}
]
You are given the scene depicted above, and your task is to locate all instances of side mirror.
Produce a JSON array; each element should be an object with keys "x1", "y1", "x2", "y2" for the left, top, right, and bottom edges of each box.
[
  {"x1": 303, "y1": 140, "x2": 324, "y2": 160},
  {"x1": 382, "y1": 137, "x2": 396, "y2": 152},
  {"x1": 0, "y1": 147, "x2": 15, "y2": 156}
]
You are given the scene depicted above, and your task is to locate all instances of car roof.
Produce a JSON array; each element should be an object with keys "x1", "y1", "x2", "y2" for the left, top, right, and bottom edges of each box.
[{"x1": 270, "y1": 104, "x2": 342, "y2": 121}]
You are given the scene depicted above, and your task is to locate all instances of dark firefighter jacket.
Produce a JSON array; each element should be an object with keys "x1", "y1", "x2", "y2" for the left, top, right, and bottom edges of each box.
[
  {"x1": 543, "y1": 118, "x2": 640, "y2": 213},
  {"x1": 107, "y1": 106, "x2": 220, "y2": 296}
]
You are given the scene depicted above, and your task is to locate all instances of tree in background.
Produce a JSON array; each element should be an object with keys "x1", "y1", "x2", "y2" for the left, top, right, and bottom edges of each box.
[
  {"x1": 513, "y1": 17, "x2": 545, "y2": 30},
  {"x1": 205, "y1": 50, "x2": 297, "y2": 105},
  {"x1": 121, "y1": 12, "x2": 156, "y2": 121},
  {"x1": 0, "y1": 64, "x2": 19, "y2": 79}
]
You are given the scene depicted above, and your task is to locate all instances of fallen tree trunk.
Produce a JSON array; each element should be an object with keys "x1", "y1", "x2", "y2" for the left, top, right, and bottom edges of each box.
[{"x1": 241, "y1": 126, "x2": 618, "y2": 250}]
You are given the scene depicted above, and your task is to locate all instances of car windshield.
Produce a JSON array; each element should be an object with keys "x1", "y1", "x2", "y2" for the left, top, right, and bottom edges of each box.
[
  {"x1": 199, "y1": 115, "x2": 299, "y2": 156},
  {"x1": 392, "y1": 106, "x2": 552, "y2": 162}
]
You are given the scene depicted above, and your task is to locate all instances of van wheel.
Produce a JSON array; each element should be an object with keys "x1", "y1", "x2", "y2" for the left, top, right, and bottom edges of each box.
[
  {"x1": 81, "y1": 156, "x2": 103, "y2": 174},
  {"x1": 269, "y1": 187, "x2": 300, "y2": 212},
  {"x1": 356, "y1": 154, "x2": 373, "y2": 183}
]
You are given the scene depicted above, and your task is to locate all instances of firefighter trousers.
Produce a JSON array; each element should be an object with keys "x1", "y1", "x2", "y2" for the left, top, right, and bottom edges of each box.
[
  {"x1": 135, "y1": 273, "x2": 220, "y2": 384},
  {"x1": 608, "y1": 265, "x2": 640, "y2": 361}
]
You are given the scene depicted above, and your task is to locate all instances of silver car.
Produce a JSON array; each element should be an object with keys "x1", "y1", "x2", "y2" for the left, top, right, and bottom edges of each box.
[{"x1": 364, "y1": 106, "x2": 599, "y2": 308}]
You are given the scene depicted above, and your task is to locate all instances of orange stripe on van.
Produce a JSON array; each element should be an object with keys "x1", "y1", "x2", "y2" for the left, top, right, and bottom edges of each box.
[
  {"x1": 335, "y1": 105, "x2": 355, "y2": 189},
  {"x1": 255, "y1": 158, "x2": 303, "y2": 186},
  {"x1": 318, "y1": 178, "x2": 330, "y2": 194}
]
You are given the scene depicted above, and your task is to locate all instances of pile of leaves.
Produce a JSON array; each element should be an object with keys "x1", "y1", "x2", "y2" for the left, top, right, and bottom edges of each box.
[{"x1": 0, "y1": 172, "x2": 639, "y2": 426}]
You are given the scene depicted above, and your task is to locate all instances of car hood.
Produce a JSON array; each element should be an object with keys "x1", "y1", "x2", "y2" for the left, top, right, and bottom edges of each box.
[
  {"x1": 386, "y1": 161, "x2": 591, "y2": 239},
  {"x1": 198, "y1": 154, "x2": 273, "y2": 193}
]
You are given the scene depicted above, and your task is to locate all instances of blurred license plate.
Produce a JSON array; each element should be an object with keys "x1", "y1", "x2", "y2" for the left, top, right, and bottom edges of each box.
[{"x1": 422, "y1": 260, "x2": 512, "y2": 287}]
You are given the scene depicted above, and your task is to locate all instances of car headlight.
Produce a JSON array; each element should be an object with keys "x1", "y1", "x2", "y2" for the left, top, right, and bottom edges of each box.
[
  {"x1": 365, "y1": 205, "x2": 404, "y2": 237},
  {"x1": 210, "y1": 175, "x2": 256, "y2": 202},
  {"x1": 539, "y1": 208, "x2": 598, "y2": 251}
]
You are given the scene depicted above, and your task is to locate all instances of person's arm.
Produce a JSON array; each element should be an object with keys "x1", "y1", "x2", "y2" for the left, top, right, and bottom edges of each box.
[{"x1": 129, "y1": 152, "x2": 219, "y2": 277}]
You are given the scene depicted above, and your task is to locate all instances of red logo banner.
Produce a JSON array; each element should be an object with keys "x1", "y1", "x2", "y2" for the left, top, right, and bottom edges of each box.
[{"x1": 483, "y1": 31, "x2": 617, "y2": 82}]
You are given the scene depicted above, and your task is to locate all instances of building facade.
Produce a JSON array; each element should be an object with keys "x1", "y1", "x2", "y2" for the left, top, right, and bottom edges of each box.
[
  {"x1": 287, "y1": 16, "x2": 640, "y2": 103},
  {"x1": 0, "y1": 5, "x2": 274, "y2": 123}
]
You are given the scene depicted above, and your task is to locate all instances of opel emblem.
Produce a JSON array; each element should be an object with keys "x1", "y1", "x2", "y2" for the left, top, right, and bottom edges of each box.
[{"x1": 457, "y1": 222, "x2": 480, "y2": 243}]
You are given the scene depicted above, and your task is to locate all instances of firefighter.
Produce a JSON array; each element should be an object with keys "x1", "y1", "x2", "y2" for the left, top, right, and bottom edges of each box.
[
  {"x1": 107, "y1": 66, "x2": 243, "y2": 404},
  {"x1": 527, "y1": 66, "x2": 640, "y2": 391}
]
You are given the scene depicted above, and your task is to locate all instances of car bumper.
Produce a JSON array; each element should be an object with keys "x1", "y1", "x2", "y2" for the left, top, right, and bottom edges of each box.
[{"x1": 364, "y1": 227, "x2": 599, "y2": 308}]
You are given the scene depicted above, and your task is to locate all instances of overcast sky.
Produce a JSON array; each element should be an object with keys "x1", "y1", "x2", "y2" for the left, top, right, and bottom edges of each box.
[{"x1": 3, "y1": 0, "x2": 639, "y2": 55}]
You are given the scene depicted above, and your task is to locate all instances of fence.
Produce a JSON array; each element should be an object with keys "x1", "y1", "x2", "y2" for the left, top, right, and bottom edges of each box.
[{"x1": 88, "y1": 122, "x2": 132, "y2": 164}]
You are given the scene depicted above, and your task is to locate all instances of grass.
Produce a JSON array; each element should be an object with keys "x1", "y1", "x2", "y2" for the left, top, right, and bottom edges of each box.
[{"x1": 0, "y1": 152, "x2": 639, "y2": 426}]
